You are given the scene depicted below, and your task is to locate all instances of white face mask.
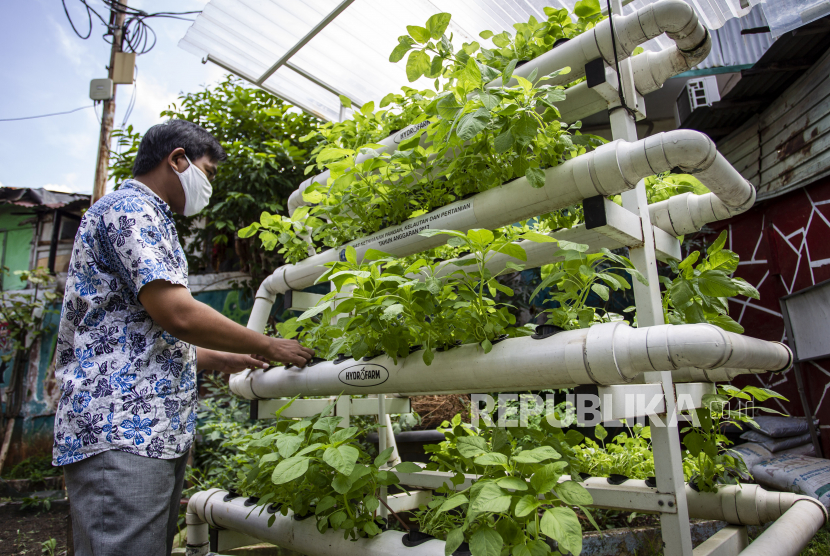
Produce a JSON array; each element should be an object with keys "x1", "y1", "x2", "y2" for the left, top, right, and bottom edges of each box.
[{"x1": 172, "y1": 155, "x2": 212, "y2": 216}]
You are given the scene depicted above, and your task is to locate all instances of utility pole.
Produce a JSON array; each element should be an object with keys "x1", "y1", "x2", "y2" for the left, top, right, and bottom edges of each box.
[{"x1": 91, "y1": 1, "x2": 128, "y2": 206}]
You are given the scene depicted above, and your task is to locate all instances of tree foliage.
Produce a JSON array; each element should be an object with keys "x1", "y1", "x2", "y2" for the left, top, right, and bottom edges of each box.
[{"x1": 110, "y1": 77, "x2": 322, "y2": 289}]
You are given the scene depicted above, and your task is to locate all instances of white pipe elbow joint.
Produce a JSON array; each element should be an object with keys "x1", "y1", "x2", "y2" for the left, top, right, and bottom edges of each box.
[
  {"x1": 650, "y1": 130, "x2": 717, "y2": 174},
  {"x1": 262, "y1": 266, "x2": 291, "y2": 297}
]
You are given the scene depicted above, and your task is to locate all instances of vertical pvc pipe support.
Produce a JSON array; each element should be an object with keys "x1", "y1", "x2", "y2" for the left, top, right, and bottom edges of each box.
[{"x1": 378, "y1": 394, "x2": 388, "y2": 520}]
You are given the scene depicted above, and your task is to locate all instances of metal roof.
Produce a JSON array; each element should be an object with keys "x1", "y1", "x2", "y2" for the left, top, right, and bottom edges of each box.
[
  {"x1": 681, "y1": 15, "x2": 830, "y2": 141},
  {"x1": 0, "y1": 187, "x2": 89, "y2": 211},
  {"x1": 178, "y1": 0, "x2": 775, "y2": 121}
]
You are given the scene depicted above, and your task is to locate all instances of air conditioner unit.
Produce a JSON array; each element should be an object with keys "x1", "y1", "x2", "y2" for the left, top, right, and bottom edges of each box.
[{"x1": 675, "y1": 76, "x2": 720, "y2": 127}]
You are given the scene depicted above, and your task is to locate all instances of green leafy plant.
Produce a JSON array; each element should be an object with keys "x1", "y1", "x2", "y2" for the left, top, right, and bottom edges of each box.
[
  {"x1": 0, "y1": 267, "x2": 58, "y2": 421},
  {"x1": 186, "y1": 374, "x2": 264, "y2": 497},
  {"x1": 476, "y1": 0, "x2": 606, "y2": 71},
  {"x1": 644, "y1": 172, "x2": 709, "y2": 204},
  {"x1": 41, "y1": 538, "x2": 57, "y2": 556},
  {"x1": 530, "y1": 244, "x2": 645, "y2": 330},
  {"x1": 662, "y1": 231, "x2": 759, "y2": 333},
  {"x1": 232, "y1": 396, "x2": 421, "y2": 540},
  {"x1": 683, "y1": 384, "x2": 788, "y2": 492},
  {"x1": 572, "y1": 422, "x2": 655, "y2": 479},
  {"x1": 242, "y1": 10, "x2": 607, "y2": 264},
  {"x1": 289, "y1": 227, "x2": 551, "y2": 365},
  {"x1": 2, "y1": 455, "x2": 61, "y2": 482},
  {"x1": 415, "y1": 414, "x2": 595, "y2": 556}
]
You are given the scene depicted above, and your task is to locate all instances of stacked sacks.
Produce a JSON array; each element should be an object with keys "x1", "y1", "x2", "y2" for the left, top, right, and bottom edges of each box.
[
  {"x1": 728, "y1": 416, "x2": 829, "y2": 509},
  {"x1": 751, "y1": 455, "x2": 830, "y2": 509},
  {"x1": 739, "y1": 416, "x2": 819, "y2": 455}
]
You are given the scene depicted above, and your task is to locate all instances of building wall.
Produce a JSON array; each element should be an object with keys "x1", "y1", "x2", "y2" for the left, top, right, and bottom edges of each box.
[
  {"x1": 0, "y1": 208, "x2": 35, "y2": 291},
  {"x1": 698, "y1": 175, "x2": 830, "y2": 456},
  {"x1": 719, "y1": 47, "x2": 830, "y2": 201}
]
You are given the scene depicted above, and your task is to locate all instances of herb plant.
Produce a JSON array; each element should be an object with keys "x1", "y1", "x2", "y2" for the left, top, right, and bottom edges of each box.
[
  {"x1": 661, "y1": 231, "x2": 759, "y2": 333},
  {"x1": 415, "y1": 414, "x2": 596, "y2": 556},
  {"x1": 232, "y1": 397, "x2": 421, "y2": 540},
  {"x1": 291, "y1": 228, "x2": 551, "y2": 365},
  {"x1": 684, "y1": 384, "x2": 787, "y2": 492},
  {"x1": 530, "y1": 244, "x2": 646, "y2": 330}
]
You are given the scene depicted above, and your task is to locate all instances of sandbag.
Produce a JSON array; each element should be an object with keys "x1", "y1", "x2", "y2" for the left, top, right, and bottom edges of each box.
[
  {"x1": 745, "y1": 416, "x2": 819, "y2": 439},
  {"x1": 740, "y1": 431, "x2": 812, "y2": 452},
  {"x1": 779, "y1": 443, "x2": 816, "y2": 457},
  {"x1": 728, "y1": 442, "x2": 773, "y2": 470},
  {"x1": 751, "y1": 454, "x2": 830, "y2": 508}
]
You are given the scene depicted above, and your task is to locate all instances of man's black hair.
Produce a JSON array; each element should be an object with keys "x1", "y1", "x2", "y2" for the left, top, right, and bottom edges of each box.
[{"x1": 132, "y1": 119, "x2": 227, "y2": 176}]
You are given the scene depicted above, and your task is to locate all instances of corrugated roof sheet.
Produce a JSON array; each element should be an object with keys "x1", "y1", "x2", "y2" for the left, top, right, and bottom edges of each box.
[
  {"x1": 0, "y1": 187, "x2": 89, "y2": 210},
  {"x1": 179, "y1": 0, "x2": 776, "y2": 121},
  {"x1": 681, "y1": 15, "x2": 830, "y2": 141}
]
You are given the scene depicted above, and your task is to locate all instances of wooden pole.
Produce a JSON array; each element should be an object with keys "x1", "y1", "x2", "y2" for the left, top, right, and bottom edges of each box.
[{"x1": 91, "y1": 1, "x2": 128, "y2": 206}]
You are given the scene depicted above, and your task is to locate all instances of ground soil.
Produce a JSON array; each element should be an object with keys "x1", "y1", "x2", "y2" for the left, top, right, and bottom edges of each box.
[{"x1": 0, "y1": 502, "x2": 69, "y2": 556}]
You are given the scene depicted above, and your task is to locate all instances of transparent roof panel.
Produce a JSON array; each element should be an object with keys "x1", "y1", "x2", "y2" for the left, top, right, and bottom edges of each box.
[{"x1": 179, "y1": 0, "x2": 774, "y2": 120}]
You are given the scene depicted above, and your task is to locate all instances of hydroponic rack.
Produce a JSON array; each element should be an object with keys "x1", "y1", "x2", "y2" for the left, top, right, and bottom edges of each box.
[{"x1": 185, "y1": 2, "x2": 828, "y2": 555}]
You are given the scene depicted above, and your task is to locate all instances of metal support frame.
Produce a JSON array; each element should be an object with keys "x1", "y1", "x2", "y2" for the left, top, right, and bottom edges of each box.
[
  {"x1": 256, "y1": 0, "x2": 356, "y2": 86},
  {"x1": 204, "y1": 54, "x2": 330, "y2": 121}
]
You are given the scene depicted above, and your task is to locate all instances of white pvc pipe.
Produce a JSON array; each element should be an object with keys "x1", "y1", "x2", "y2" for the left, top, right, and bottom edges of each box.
[
  {"x1": 738, "y1": 499, "x2": 827, "y2": 556},
  {"x1": 686, "y1": 483, "x2": 815, "y2": 525},
  {"x1": 186, "y1": 483, "x2": 828, "y2": 556},
  {"x1": 557, "y1": 39, "x2": 712, "y2": 124},
  {"x1": 186, "y1": 489, "x2": 446, "y2": 556},
  {"x1": 254, "y1": 131, "x2": 755, "y2": 323},
  {"x1": 490, "y1": 0, "x2": 707, "y2": 89},
  {"x1": 229, "y1": 322, "x2": 791, "y2": 398}
]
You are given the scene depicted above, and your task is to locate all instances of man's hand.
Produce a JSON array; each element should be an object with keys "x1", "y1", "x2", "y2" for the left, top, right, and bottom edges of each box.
[
  {"x1": 196, "y1": 349, "x2": 269, "y2": 374},
  {"x1": 139, "y1": 281, "x2": 315, "y2": 367},
  {"x1": 262, "y1": 338, "x2": 315, "y2": 368}
]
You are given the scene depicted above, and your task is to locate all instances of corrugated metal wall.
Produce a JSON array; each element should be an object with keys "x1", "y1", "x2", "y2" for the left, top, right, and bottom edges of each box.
[{"x1": 719, "y1": 46, "x2": 830, "y2": 201}]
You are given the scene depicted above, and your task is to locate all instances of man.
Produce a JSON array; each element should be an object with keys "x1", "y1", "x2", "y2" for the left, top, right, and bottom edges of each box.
[{"x1": 53, "y1": 119, "x2": 313, "y2": 556}]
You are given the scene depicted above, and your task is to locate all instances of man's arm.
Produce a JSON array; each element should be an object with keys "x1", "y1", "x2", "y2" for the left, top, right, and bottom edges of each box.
[
  {"x1": 139, "y1": 280, "x2": 314, "y2": 368},
  {"x1": 196, "y1": 348, "x2": 271, "y2": 374}
]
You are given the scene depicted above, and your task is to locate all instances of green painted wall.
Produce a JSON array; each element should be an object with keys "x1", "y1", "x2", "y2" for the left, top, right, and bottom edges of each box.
[{"x1": 0, "y1": 208, "x2": 35, "y2": 291}]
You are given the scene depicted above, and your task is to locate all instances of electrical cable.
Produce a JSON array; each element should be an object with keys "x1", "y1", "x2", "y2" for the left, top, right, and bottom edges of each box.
[
  {"x1": 0, "y1": 105, "x2": 94, "y2": 122},
  {"x1": 605, "y1": 0, "x2": 638, "y2": 119},
  {"x1": 61, "y1": 0, "x2": 200, "y2": 56}
]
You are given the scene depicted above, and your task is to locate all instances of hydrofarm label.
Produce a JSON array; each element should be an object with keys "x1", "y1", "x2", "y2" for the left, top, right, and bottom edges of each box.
[
  {"x1": 338, "y1": 364, "x2": 390, "y2": 387},
  {"x1": 392, "y1": 119, "x2": 432, "y2": 144}
]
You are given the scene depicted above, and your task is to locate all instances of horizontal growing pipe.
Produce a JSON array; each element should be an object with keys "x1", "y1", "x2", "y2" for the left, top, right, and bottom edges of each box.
[
  {"x1": 186, "y1": 482, "x2": 827, "y2": 556},
  {"x1": 556, "y1": 35, "x2": 712, "y2": 123},
  {"x1": 288, "y1": 0, "x2": 710, "y2": 215},
  {"x1": 185, "y1": 489, "x2": 445, "y2": 556},
  {"x1": 229, "y1": 321, "x2": 791, "y2": 398},
  {"x1": 253, "y1": 131, "x2": 755, "y2": 330},
  {"x1": 488, "y1": 0, "x2": 707, "y2": 89}
]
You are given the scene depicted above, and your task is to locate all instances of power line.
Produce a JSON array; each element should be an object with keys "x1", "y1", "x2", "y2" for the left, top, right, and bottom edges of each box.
[
  {"x1": 0, "y1": 105, "x2": 94, "y2": 122},
  {"x1": 62, "y1": 0, "x2": 201, "y2": 56}
]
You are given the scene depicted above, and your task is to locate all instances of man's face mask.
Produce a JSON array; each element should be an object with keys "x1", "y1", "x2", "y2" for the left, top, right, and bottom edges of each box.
[{"x1": 172, "y1": 155, "x2": 212, "y2": 216}]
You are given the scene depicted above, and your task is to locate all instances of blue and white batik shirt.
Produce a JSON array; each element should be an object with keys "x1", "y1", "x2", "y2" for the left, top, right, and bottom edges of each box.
[{"x1": 53, "y1": 179, "x2": 197, "y2": 466}]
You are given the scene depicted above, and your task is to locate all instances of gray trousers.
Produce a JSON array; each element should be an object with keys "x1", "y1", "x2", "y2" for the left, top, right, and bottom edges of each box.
[{"x1": 64, "y1": 449, "x2": 188, "y2": 556}]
